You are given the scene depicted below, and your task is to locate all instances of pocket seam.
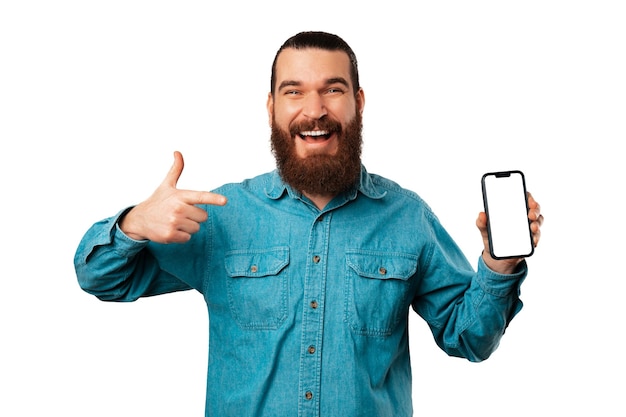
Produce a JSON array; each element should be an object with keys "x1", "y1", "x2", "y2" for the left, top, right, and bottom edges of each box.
[
  {"x1": 225, "y1": 247, "x2": 290, "y2": 330},
  {"x1": 345, "y1": 250, "x2": 417, "y2": 337}
]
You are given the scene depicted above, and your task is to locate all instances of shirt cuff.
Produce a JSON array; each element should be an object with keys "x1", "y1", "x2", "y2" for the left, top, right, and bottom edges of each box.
[
  {"x1": 109, "y1": 207, "x2": 149, "y2": 255},
  {"x1": 475, "y1": 255, "x2": 527, "y2": 298}
]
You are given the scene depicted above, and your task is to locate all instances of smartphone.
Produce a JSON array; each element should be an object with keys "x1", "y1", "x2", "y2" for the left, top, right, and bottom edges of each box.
[{"x1": 481, "y1": 170, "x2": 534, "y2": 260}]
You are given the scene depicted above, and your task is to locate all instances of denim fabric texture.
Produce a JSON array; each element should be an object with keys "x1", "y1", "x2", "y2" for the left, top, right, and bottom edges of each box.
[{"x1": 75, "y1": 166, "x2": 526, "y2": 417}]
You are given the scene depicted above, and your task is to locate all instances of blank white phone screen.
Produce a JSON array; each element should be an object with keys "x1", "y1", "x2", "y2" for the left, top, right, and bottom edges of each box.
[{"x1": 483, "y1": 172, "x2": 533, "y2": 259}]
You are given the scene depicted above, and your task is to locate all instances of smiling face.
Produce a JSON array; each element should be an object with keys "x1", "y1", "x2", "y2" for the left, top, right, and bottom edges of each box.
[{"x1": 267, "y1": 47, "x2": 365, "y2": 198}]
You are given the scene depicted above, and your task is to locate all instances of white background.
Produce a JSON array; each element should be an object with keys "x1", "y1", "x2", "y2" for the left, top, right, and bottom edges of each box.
[{"x1": 1, "y1": 1, "x2": 624, "y2": 415}]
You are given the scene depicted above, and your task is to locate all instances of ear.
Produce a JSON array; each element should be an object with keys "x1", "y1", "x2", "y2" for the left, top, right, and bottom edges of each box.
[
  {"x1": 356, "y1": 88, "x2": 365, "y2": 115},
  {"x1": 266, "y1": 92, "x2": 274, "y2": 128}
]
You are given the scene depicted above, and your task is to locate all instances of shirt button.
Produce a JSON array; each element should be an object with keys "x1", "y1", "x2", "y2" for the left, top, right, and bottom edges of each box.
[
  {"x1": 305, "y1": 391, "x2": 313, "y2": 400},
  {"x1": 378, "y1": 266, "x2": 387, "y2": 275},
  {"x1": 250, "y1": 265, "x2": 258, "y2": 273},
  {"x1": 308, "y1": 345, "x2": 316, "y2": 354},
  {"x1": 310, "y1": 300, "x2": 318, "y2": 309},
  {"x1": 312, "y1": 255, "x2": 321, "y2": 264}
]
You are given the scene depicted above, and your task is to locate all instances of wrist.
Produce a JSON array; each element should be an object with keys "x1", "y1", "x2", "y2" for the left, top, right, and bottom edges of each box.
[
  {"x1": 481, "y1": 251, "x2": 523, "y2": 275},
  {"x1": 118, "y1": 208, "x2": 147, "y2": 241}
]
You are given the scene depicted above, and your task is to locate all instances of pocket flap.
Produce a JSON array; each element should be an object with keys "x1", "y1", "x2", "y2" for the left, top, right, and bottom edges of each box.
[
  {"x1": 346, "y1": 250, "x2": 417, "y2": 280},
  {"x1": 225, "y1": 247, "x2": 290, "y2": 278}
]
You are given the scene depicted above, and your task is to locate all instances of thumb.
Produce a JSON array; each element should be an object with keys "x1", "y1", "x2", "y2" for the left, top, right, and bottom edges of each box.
[
  {"x1": 475, "y1": 211, "x2": 488, "y2": 231},
  {"x1": 162, "y1": 151, "x2": 184, "y2": 188},
  {"x1": 476, "y1": 212, "x2": 489, "y2": 237}
]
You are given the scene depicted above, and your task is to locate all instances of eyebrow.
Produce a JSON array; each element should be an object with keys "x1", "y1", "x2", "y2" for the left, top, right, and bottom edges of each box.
[{"x1": 277, "y1": 77, "x2": 350, "y2": 92}]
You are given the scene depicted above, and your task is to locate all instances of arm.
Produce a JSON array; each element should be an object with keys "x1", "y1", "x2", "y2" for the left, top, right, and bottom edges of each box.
[
  {"x1": 74, "y1": 151, "x2": 227, "y2": 301},
  {"x1": 413, "y1": 195, "x2": 542, "y2": 361},
  {"x1": 74, "y1": 210, "x2": 192, "y2": 301}
]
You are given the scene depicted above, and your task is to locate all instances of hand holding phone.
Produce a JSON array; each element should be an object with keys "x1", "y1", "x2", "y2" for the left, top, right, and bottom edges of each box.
[{"x1": 481, "y1": 170, "x2": 534, "y2": 260}]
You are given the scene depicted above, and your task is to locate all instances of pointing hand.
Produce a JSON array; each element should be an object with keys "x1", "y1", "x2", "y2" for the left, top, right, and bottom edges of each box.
[{"x1": 119, "y1": 151, "x2": 227, "y2": 243}]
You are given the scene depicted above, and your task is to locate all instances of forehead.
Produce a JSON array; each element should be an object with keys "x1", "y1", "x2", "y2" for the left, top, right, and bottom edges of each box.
[{"x1": 274, "y1": 48, "x2": 353, "y2": 89}]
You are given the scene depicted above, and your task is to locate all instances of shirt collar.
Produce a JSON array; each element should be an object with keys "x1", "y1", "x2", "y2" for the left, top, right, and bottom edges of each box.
[{"x1": 264, "y1": 165, "x2": 387, "y2": 201}]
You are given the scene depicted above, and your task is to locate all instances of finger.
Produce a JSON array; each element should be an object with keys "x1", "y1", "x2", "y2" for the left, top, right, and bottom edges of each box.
[
  {"x1": 527, "y1": 192, "x2": 539, "y2": 210},
  {"x1": 531, "y1": 227, "x2": 541, "y2": 246},
  {"x1": 160, "y1": 229, "x2": 195, "y2": 244},
  {"x1": 153, "y1": 214, "x2": 206, "y2": 244},
  {"x1": 186, "y1": 205, "x2": 209, "y2": 224},
  {"x1": 162, "y1": 151, "x2": 185, "y2": 189},
  {"x1": 179, "y1": 190, "x2": 228, "y2": 206},
  {"x1": 475, "y1": 211, "x2": 487, "y2": 230},
  {"x1": 528, "y1": 206, "x2": 542, "y2": 221},
  {"x1": 176, "y1": 217, "x2": 204, "y2": 235},
  {"x1": 526, "y1": 192, "x2": 542, "y2": 221},
  {"x1": 528, "y1": 194, "x2": 543, "y2": 246},
  {"x1": 475, "y1": 212, "x2": 490, "y2": 249}
]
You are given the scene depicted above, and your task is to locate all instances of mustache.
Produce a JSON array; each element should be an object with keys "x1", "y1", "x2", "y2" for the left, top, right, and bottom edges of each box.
[{"x1": 289, "y1": 117, "x2": 342, "y2": 137}]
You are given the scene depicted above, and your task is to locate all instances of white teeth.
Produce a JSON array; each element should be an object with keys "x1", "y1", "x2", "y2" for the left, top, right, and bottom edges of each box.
[{"x1": 300, "y1": 130, "x2": 329, "y2": 137}]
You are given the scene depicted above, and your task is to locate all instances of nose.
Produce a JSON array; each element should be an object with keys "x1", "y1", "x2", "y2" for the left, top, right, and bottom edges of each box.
[{"x1": 302, "y1": 92, "x2": 327, "y2": 120}]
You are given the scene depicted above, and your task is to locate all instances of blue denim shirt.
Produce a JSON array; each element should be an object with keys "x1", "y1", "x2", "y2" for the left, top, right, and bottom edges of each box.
[{"x1": 75, "y1": 166, "x2": 526, "y2": 417}]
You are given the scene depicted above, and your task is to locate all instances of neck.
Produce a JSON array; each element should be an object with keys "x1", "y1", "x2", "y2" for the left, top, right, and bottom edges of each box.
[{"x1": 304, "y1": 192, "x2": 335, "y2": 210}]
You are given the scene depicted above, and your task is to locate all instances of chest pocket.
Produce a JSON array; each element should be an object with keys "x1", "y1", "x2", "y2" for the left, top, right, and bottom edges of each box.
[
  {"x1": 345, "y1": 250, "x2": 418, "y2": 337},
  {"x1": 225, "y1": 247, "x2": 289, "y2": 330}
]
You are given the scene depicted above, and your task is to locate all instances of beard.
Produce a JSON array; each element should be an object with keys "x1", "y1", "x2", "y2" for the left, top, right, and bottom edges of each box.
[{"x1": 270, "y1": 111, "x2": 363, "y2": 197}]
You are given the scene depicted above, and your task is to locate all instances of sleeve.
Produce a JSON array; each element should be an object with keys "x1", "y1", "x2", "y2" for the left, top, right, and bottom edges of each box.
[
  {"x1": 74, "y1": 209, "x2": 194, "y2": 302},
  {"x1": 412, "y1": 212, "x2": 527, "y2": 362}
]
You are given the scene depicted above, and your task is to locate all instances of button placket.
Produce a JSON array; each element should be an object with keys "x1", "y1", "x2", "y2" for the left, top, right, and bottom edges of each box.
[{"x1": 298, "y1": 212, "x2": 331, "y2": 416}]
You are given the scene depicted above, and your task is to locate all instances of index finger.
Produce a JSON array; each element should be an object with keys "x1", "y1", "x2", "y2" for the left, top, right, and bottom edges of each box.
[{"x1": 180, "y1": 190, "x2": 228, "y2": 206}]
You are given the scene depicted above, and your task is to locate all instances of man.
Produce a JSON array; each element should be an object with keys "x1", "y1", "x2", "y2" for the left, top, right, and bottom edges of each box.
[{"x1": 75, "y1": 31, "x2": 543, "y2": 417}]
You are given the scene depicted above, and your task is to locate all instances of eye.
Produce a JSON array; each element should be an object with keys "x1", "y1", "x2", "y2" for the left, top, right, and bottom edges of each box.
[{"x1": 326, "y1": 87, "x2": 345, "y2": 95}]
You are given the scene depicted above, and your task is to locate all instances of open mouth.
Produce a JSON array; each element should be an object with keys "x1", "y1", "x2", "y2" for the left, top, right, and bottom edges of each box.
[{"x1": 298, "y1": 130, "x2": 332, "y2": 142}]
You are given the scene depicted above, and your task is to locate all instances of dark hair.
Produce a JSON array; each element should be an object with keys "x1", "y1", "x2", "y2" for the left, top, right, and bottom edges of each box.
[{"x1": 270, "y1": 31, "x2": 360, "y2": 96}]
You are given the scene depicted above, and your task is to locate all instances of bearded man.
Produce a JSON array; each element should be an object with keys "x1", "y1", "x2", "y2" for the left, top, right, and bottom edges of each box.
[{"x1": 75, "y1": 31, "x2": 543, "y2": 417}]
